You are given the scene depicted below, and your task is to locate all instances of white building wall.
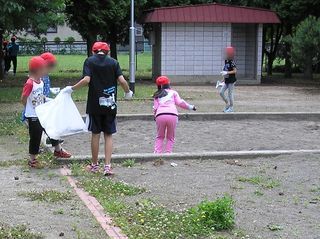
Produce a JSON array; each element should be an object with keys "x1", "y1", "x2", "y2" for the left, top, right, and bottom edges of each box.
[{"x1": 161, "y1": 23, "x2": 231, "y2": 82}]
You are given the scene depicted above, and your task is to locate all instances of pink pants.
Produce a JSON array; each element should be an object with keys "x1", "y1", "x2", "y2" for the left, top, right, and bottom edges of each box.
[{"x1": 154, "y1": 114, "x2": 178, "y2": 154}]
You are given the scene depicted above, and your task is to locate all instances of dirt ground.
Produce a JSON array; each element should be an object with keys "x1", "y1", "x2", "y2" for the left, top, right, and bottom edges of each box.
[
  {"x1": 63, "y1": 119, "x2": 320, "y2": 155},
  {"x1": 0, "y1": 142, "x2": 107, "y2": 239},
  {"x1": 113, "y1": 154, "x2": 320, "y2": 239},
  {"x1": 76, "y1": 85, "x2": 320, "y2": 114}
]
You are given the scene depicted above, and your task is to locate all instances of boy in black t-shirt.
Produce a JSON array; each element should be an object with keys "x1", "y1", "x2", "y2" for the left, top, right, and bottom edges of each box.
[
  {"x1": 220, "y1": 46, "x2": 237, "y2": 113},
  {"x1": 62, "y1": 42, "x2": 133, "y2": 176}
]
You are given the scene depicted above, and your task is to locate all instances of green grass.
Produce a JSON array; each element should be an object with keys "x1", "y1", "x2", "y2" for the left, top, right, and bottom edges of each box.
[
  {"x1": 238, "y1": 176, "x2": 280, "y2": 189},
  {"x1": 122, "y1": 159, "x2": 136, "y2": 168},
  {"x1": 15, "y1": 53, "x2": 152, "y2": 80},
  {"x1": 18, "y1": 189, "x2": 72, "y2": 203},
  {"x1": 0, "y1": 84, "x2": 156, "y2": 103},
  {"x1": 71, "y1": 165, "x2": 236, "y2": 239},
  {"x1": 0, "y1": 111, "x2": 28, "y2": 143},
  {"x1": 0, "y1": 223, "x2": 43, "y2": 239}
]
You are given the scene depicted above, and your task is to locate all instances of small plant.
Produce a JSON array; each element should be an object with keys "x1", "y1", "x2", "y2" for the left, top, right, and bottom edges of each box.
[
  {"x1": 188, "y1": 196, "x2": 235, "y2": 231},
  {"x1": 0, "y1": 223, "x2": 43, "y2": 239},
  {"x1": 122, "y1": 159, "x2": 136, "y2": 168},
  {"x1": 238, "y1": 176, "x2": 280, "y2": 189},
  {"x1": 19, "y1": 190, "x2": 72, "y2": 203},
  {"x1": 254, "y1": 190, "x2": 264, "y2": 196},
  {"x1": 53, "y1": 208, "x2": 64, "y2": 215},
  {"x1": 267, "y1": 224, "x2": 283, "y2": 231}
]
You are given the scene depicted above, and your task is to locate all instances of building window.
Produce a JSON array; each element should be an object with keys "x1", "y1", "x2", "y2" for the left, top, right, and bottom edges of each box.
[
  {"x1": 135, "y1": 27, "x2": 143, "y2": 36},
  {"x1": 46, "y1": 26, "x2": 58, "y2": 33}
]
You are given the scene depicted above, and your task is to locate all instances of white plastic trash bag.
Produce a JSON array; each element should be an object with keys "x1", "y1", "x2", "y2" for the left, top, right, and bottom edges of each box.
[{"x1": 35, "y1": 91, "x2": 87, "y2": 139}]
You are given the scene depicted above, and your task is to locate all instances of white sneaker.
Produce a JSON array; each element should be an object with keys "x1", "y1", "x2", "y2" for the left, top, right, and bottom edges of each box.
[
  {"x1": 225, "y1": 107, "x2": 234, "y2": 113},
  {"x1": 223, "y1": 106, "x2": 229, "y2": 112}
]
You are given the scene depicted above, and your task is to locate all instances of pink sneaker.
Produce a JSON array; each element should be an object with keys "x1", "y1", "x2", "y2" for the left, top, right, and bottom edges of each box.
[
  {"x1": 86, "y1": 164, "x2": 99, "y2": 173},
  {"x1": 103, "y1": 165, "x2": 114, "y2": 176}
]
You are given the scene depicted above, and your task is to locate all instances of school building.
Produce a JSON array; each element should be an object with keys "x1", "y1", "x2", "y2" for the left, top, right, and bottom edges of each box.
[{"x1": 140, "y1": 3, "x2": 280, "y2": 84}]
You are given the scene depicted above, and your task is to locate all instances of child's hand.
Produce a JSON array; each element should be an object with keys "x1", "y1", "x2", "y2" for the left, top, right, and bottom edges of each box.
[
  {"x1": 61, "y1": 86, "x2": 73, "y2": 94},
  {"x1": 220, "y1": 71, "x2": 228, "y2": 76},
  {"x1": 124, "y1": 90, "x2": 133, "y2": 100}
]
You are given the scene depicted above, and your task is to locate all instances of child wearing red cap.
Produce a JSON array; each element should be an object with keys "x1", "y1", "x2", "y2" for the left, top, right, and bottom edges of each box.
[
  {"x1": 21, "y1": 56, "x2": 71, "y2": 168},
  {"x1": 220, "y1": 46, "x2": 237, "y2": 113},
  {"x1": 40, "y1": 52, "x2": 57, "y2": 97},
  {"x1": 153, "y1": 76, "x2": 196, "y2": 154},
  {"x1": 61, "y1": 41, "x2": 133, "y2": 176}
]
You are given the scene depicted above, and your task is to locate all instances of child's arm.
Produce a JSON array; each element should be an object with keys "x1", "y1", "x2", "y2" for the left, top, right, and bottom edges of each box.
[
  {"x1": 21, "y1": 95, "x2": 27, "y2": 107},
  {"x1": 72, "y1": 76, "x2": 90, "y2": 90},
  {"x1": 153, "y1": 98, "x2": 159, "y2": 116},
  {"x1": 118, "y1": 76, "x2": 129, "y2": 92},
  {"x1": 174, "y1": 91, "x2": 196, "y2": 111},
  {"x1": 228, "y1": 67, "x2": 237, "y2": 74},
  {"x1": 21, "y1": 80, "x2": 33, "y2": 107}
]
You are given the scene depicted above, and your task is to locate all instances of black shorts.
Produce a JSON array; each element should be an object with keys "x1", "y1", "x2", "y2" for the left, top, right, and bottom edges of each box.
[{"x1": 86, "y1": 114, "x2": 117, "y2": 134}]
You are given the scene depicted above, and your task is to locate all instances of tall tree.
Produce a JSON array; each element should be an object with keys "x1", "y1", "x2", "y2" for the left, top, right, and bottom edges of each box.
[
  {"x1": 0, "y1": 0, "x2": 64, "y2": 80},
  {"x1": 291, "y1": 16, "x2": 320, "y2": 80},
  {"x1": 65, "y1": 0, "x2": 147, "y2": 59}
]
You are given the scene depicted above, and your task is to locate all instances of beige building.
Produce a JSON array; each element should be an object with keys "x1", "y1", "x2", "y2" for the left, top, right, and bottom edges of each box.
[
  {"x1": 17, "y1": 23, "x2": 83, "y2": 41},
  {"x1": 141, "y1": 3, "x2": 280, "y2": 84}
]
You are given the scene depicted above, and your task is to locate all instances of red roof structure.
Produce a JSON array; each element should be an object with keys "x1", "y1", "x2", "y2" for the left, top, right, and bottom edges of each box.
[{"x1": 141, "y1": 3, "x2": 280, "y2": 24}]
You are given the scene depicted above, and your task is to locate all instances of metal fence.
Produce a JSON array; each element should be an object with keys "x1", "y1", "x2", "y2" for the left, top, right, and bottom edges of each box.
[{"x1": 18, "y1": 40, "x2": 151, "y2": 55}]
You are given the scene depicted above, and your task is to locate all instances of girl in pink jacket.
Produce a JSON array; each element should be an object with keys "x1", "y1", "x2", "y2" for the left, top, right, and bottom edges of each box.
[{"x1": 153, "y1": 76, "x2": 196, "y2": 154}]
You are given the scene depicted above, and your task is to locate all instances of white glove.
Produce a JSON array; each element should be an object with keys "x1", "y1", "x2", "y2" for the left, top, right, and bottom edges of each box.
[
  {"x1": 124, "y1": 90, "x2": 133, "y2": 100},
  {"x1": 220, "y1": 71, "x2": 228, "y2": 76},
  {"x1": 45, "y1": 97, "x2": 53, "y2": 102},
  {"x1": 188, "y1": 105, "x2": 196, "y2": 111},
  {"x1": 61, "y1": 86, "x2": 73, "y2": 94}
]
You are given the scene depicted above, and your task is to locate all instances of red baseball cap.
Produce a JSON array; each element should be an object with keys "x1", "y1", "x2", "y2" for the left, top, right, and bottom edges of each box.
[
  {"x1": 225, "y1": 46, "x2": 235, "y2": 57},
  {"x1": 156, "y1": 76, "x2": 170, "y2": 86},
  {"x1": 92, "y1": 41, "x2": 110, "y2": 53},
  {"x1": 29, "y1": 56, "x2": 46, "y2": 71},
  {"x1": 40, "y1": 52, "x2": 57, "y2": 65}
]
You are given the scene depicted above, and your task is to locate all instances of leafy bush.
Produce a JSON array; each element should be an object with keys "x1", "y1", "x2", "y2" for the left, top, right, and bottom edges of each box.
[
  {"x1": 40, "y1": 37, "x2": 47, "y2": 43},
  {"x1": 54, "y1": 36, "x2": 61, "y2": 44},
  {"x1": 188, "y1": 196, "x2": 235, "y2": 231},
  {"x1": 65, "y1": 36, "x2": 75, "y2": 44}
]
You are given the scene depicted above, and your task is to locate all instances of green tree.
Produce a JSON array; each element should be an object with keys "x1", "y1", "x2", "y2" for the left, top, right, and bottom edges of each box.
[
  {"x1": 65, "y1": 0, "x2": 147, "y2": 59},
  {"x1": 291, "y1": 16, "x2": 320, "y2": 79},
  {"x1": 0, "y1": 0, "x2": 64, "y2": 80}
]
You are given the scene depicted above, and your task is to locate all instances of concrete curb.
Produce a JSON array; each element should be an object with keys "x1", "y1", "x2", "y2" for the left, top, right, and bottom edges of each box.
[
  {"x1": 114, "y1": 112, "x2": 320, "y2": 121},
  {"x1": 56, "y1": 149, "x2": 320, "y2": 164},
  {"x1": 60, "y1": 167, "x2": 128, "y2": 239}
]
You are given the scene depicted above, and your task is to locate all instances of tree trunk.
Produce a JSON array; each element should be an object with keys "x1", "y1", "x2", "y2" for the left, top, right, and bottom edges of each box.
[
  {"x1": 284, "y1": 25, "x2": 292, "y2": 78},
  {"x1": 264, "y1": 24, "x2": 282, "y2": 76},
  {"x1": 267, "y1": 55, "x2": 274, "y2": 76},
  {"x1": 304, "y1": 57, "x2": 313, "y2": 80},
  {"x1": 108, "y1": 26, "x2": 118, "y2": 60},
  {"x1": 86, "y1": 35, "x2": 95, "y2": 57},
  {"x1": 0, "y1": 31, "x2": 4, "y2": 81}
]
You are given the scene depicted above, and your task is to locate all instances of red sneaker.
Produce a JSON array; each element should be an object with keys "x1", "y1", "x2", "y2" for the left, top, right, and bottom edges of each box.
[
  {"x1": 28, "y1": 159, "x2": 40, "y2": 168},
  {"x1": 54, "y1": 149, "x2": 72, "y2": 158}
]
